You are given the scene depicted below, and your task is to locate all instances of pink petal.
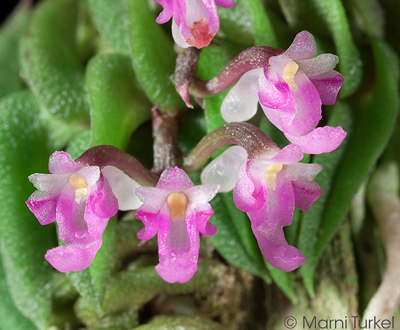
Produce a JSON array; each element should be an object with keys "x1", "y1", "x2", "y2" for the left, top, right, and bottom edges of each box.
[
  {"x1": 258, "y1": 67, "x2": 296, "y2": 132},
  {"x1": 26, "y1": 192, "x2": 59, "y2": 225},
  {"x1": 156, "y1": 167, "x2": 194, "y2": 191},
  {"x1": 134, "y1": 187, "x2": 169, "y2": 208},
  {"x1": 215, "y1": 0, "x2": 235, "y2": 7},
  {"x1": 284, "y1": 30, "x2": 317, "y2": 60},
  {"x1": 154, "y1": 0, "x2": 174, "y2": 24},
  {"x1": 248, "y1": 201, "x2": 305, "y2": 272},
  {"x1": 172, "y1": 18, "x2": 192, "y2": 49},
  {"x1": 282, "y1": 70, "x2": 322, "y2": 136},
  {"x1": 195, "y1": 203, "x2": 216, "y2": 236},
  {"x1": 285, "y1": 126, "x2": 347, "y2": 154},
  {"x1": 221, "y1": 68, "x2": 263, "y2": 123},
  {"x1": 262, "y1": 144, "x2": 303, "y2": 165},
  {"x1": 87, "y1": 174, "x2": 119, "y2": 220},
  {"x1": 135, "y1": 203, "x2": 162, "y2": 240},
  {"x1": 309, "y1": 70, "x2": 344, "y2": 105},
  {"x1": 233, "y1": 162, "x2": 266, "y2": 213},
  {"x1": 156, "y1": 205, "x2": 199, "y2": 283},
  {"x1": 45, "y1": 241, "x2": 102, "y2": 273},
  {"x1": 49, "y1": 151, "x2": 82, "y2": 174},
  {"x1": 283, "y1": 163, "x2": 323, "y2": 211},
  {"x1": 297, "y1": 54, "x2": 339, "y2": 77}
]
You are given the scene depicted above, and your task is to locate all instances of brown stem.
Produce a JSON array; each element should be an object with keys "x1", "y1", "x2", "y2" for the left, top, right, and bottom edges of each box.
[{"x1": 183, "y1": 122, "x2": 278, "y2": 171}]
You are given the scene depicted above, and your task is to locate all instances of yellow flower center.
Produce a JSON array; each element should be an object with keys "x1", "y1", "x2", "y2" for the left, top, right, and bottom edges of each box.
[
  {"x1": 264, "y1": 163, "x2": 283, "y2": 191},
  {"x1": 283, "y1": 60, "x2": 299, "y2": 91},
  {"x1": 167, "y1": 192, "x2": 189, "y2": 222},
  {"x1": 69, "y1": 174, "x2": 88, "y2": 204}
]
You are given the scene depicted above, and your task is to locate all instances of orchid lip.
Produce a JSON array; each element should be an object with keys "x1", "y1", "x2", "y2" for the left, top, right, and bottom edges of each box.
[
  {"x1": 69, "y1": 174, "x2": 88, "y2": 204},
  {"x1": 264, "y1": 163, "x2": 283, "y2": 191},
  {"x1": 282, "y1": 60, "x2": 299, "y2": 91},
  {"x1": 167, "y1": 192, "x2": 189, "y2": 222}
]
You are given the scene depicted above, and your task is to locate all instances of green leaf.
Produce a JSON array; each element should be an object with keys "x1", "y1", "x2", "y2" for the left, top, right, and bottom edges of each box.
[
  {"x1": 265, "y1": 263, "x2": 296, "y2": 302},
  {"x1": 301, "y1": 38, "x2": 399, "y2": 295},
  {"x1": 209, "y1": 195, "x2": 270, "y2": 282},
  {"x1": 241, "y1": 0, "x2": 278, "y2": 47},
  {"x1": 0, "y1": 247, "x2": 38, "y2": 330},
  {"x1": 135, "y1": 315, "x2": 227, "y2": 330},
  {"x1": 0, "y1": 3, "x2": 30, "y2": 99},
  {"x1": 218, "y1": 1, "x2": 254, "y2": 46},
  {"x1": 350, "y1": 0, "x2": 384, "y2": 38},
  {"x1": 311, "y1": 0, "x2": 362, "y2": 97},
  {"x1": 86, "y1": 53, "x2": 151, "y2": 148},
  {"x1": 88, "y1": 0, "x2": 130, "y2": 55},
  {"x1": 123, "y1": 0, "x2": 184, "y2": 110},
  {"x1": 22, "y1": 0, "x2": 90, "y2": 121},
  {"x1": 0, "y1": 90, "x2": 54, "y2": 330}
]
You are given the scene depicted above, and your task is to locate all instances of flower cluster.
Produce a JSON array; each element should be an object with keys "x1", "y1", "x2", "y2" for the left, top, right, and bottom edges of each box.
[{"x1": 26, "y1": 21, "x2": 346, "y2": 283}]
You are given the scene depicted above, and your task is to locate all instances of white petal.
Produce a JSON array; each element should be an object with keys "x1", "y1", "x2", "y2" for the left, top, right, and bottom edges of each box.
[
  {"x1": 297, "y1": 54, "x2": 339, "y2": 77},
  {"x1": 172, "y1": 18, "x2": 191, "y2": 49},
  {"x1": 221, "y1": 68, "x2": 263, "y2": 122},
  {"x1": 101, "y1": 166, "x2": 142, "y2": 211},
  {"x1": 201, "y1": 146, "x2": 248, "y2": 192}
]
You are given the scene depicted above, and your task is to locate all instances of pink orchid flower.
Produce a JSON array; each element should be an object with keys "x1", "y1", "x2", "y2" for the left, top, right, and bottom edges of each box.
[
  {"x1": 134, "y1": 166, "x2": 219, "y2": 283},
  {"x1": 154, "y1": 0, "x2": 235, "y2": 49},
  {"x1": 201, "y1": 144, "x2": 322, "y2": 271},
  {"x1": 26, "y1": 151, "x2": 141, "y2": 272},
  {"x1": 221, "y1": 31, "x2": 346, "y2": 154}
]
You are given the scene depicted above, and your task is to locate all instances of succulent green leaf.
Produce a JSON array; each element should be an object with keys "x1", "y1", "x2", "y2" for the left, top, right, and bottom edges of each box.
[
  {"x1": 22, "y1": 0, "x2": 90, "y2": 121},
  {"x1": 0, "y1": 90, "x2": 54, "y2": 330},
  {"x1": 312, "y1": 0, "x2": 362, "y2": 97},
  {"x1": 88, "y1": 0, "x2": 130, "y2": 55},
  {"x1": 0, "y1": 3, "x2": 30, "y2": 99},
  {"x1": 301, "y1": 38, "x2": 399, "y2": 295},
  {"x1": 134, "y1": 315, "x2": 228, "y2": 330},
  {"x1": 123, "y1": 0, "x2": 184, "y2": 110},
  {"x1": 241, "y1": 0, "x2": 278, "y2": 47},
  {"x1": 0, "y1": 249, "x2": 38, "y2": 330},
  {"x1": 86, "y1": 53, "x2": 151, "y2": 149}
]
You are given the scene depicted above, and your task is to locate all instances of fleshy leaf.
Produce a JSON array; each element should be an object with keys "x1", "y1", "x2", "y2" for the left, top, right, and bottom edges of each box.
[
  {"x1": 86, "y1": 53, "x2": 151, "y2": 148},
  {"x1": 241, "y1": 0, "x2": 278, "y2": 47},
  {"x1": 123, "y1": 0, "x2": 184, "y2": 110},
  {"x1": 88, "y1": 0, "x2": 130, "y2": 55},
  {"x1": 311, "y1": 0, "x2": 362, "y2": 97},
  {"x1": 21, "y1": 0, "x2": 90, "y2": 121},
  {"x1": 301, "y1": 38, "x2": 399, "y2": 296},
  {"x1": 0, "y1": 91, "x2": 54, "y2": 330},
  {"x1": 0, "y1": 2, "x2": 30, "y2": 99},
  {"x1": 0, "y1": 249, "x2": 38, "y2": 330}
]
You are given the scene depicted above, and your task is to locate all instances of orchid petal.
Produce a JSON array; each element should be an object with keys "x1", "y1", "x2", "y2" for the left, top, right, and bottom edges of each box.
[
  {"x1": 102, "y1": 165, "x2": 142, "y2": 211},
  {"x1": 201, "y1": 146, "x2": 248, "y2": 192},
  {"x1": 26, "y1": 192, "x2": 59, "y2": 225},
  {"x1": 156, "y1": 205, "x2": 199, "y2": 283},
  {"x1": 135, "y1": 203, "x2": 163, "y2": 240},
  {"x1": 49, "y1": 151, "x2": 82, "y2": 174},
  {"x1": 284, "y1": 30, "x2": 317, "y2": 60},
  {"x1": 284, "y1": 163, "x2": 323, "y2": 211},
  {"x1": 172, "y1": 18, "x2": 191, "y2": 49},
  {"x1": 195, "y1": 203, "x2": 216, "y2": 236},
  {"x1": 262, "y1": 144, "x2": 303, "y2": 164},
  {"x1": 221, "y1": 69, "x2": 263, "y2": 122},
  {"x1": 297, "y1": 54, "x2": 339, "y2": 77},
  {"x1": 285, "y1": 126, "x2": 347, "y2": 154},
  {"x1": 233, "y1": 162, "x2": 266, "y2": 212},
  {"x1": 154, "y1": 0, "x2": 174, "y2": 24},
  {"x1": 134, "y1": 187, "x2": 170, "y2": 209},
  {"x1": 156, "y1": 167, "x2": 194, "y2": 191},
  {"x1": 185, "y1": 184, "x2": 220, "y2": 206},
  {"x1": 309, "y1": 70, "x2": 344, "y2": 105},
  {"x1": 215, "y1": 0, "x2": 235, "y2": 7},
  {"x1": 45, "y1": 241, "x2": 102, "y2": 273}
]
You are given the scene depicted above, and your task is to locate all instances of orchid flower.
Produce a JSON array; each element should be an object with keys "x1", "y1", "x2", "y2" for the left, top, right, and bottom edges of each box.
[
  {"x1": 26, "y1": 151, "x2": 141, "y2": 272},
  {"x1": 201, "y1": 144, "x2": 322, "y2": 271},
  {"x1": 221, "y1": 31, "x2": 346, "y2": 154},
  {"x1": 154, "y1": 0, "x2": 235, "y2": 49},
  {"x1": 134, "y1": 166, "x2": 219, "y2": 283}
]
